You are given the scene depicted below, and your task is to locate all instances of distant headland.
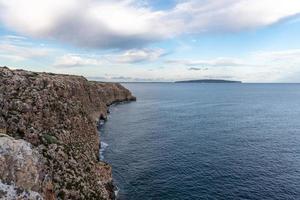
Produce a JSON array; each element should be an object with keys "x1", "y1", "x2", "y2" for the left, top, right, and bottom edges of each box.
[{"x1": 175, "y1": 79, "x2": 242, "y2": 83}]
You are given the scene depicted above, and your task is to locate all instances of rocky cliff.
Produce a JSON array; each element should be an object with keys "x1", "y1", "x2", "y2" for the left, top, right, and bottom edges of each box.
[{"x1": 0, "y1": 67, "x2": 136, "y2": 200}]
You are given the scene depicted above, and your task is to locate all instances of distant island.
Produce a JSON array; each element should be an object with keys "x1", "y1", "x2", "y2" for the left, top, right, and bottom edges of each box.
[{"x1": 175, "y1": 79, "x2": 242, "y2": 83}]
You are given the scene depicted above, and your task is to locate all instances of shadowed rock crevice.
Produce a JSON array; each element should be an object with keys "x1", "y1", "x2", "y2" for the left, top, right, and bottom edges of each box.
[{"x1": 0, "y1": 67, "x2": 136, "y2": 199}]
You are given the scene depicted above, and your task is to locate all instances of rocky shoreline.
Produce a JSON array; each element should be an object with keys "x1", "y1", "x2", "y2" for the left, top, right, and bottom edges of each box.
[{"x1": 0, "y1": 67, "x2": 136, "y2": 199}]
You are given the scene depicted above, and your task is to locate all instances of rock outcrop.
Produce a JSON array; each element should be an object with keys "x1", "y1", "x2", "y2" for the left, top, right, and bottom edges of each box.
[
  {"x1": 0, "y1": 67, "x2": 136, "y2": 199},
  {"x1": 0, "y1": 135, "x2": 44, "y2": 200}
]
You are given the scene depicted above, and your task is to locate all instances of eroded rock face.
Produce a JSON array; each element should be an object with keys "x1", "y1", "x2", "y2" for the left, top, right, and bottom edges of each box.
[
  {"x1": 0, "y1": 136, "x2": 44, "y2": 190},
  {"x1": 0, "y1": 135, "x2": 45, "y2": 200},
  {"x1": 0, "y1": 67, "x2": 136, "y2": 199}
]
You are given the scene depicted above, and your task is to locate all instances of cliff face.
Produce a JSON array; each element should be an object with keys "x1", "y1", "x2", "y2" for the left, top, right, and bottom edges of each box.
[{"x1": 0, "y1": 67, "x2": 135, "y2": 199}]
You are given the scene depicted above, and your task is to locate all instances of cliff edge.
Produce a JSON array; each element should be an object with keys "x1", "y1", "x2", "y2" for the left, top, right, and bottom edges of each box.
[{"x1": 0, "y1": 67, "x2": 136, "y2": 199}]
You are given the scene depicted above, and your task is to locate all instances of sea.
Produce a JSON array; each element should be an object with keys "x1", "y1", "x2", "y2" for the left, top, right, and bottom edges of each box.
[{"x1": 99, "y1": 83, "x2": 300, "y2": 200}]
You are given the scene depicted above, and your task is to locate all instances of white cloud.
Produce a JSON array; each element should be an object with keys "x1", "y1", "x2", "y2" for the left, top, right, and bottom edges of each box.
[
  {"x1": 53, "y1": 48, "x2": 164, "y2": 68},
  {"x1": 166, "y1": 57, "x2": 245, "y2": 67},
  {"x1": 0, "y1": 37, "x2": 52, "y2": 61},
  {"x1": 0, "y1": 0, "x2": 170, "y2": 49},
  {"x1": 53, "y1": 54, "x2": 102, "y2": 68},
  {"x1": 48, "y1": 48, "x2": 300, "y2": 82},
  {"x1": 160, "y1": 49, "x2": 300, "y2": 82},
  {"x1": 113, "y1": 48, "x2": 165, "y2": 63},
  {"x1": 168, "y1": 49, "x2": 300, "y2": 69},
  {"x1": 168, "y1": 0, "x2": 300, "y2": 33},
  {"x1": 0, "y1": 0, "x2": 299, "y2": 49},
  {"x1": 253, "y1": 49, "x2": 300, "y2": 63}
]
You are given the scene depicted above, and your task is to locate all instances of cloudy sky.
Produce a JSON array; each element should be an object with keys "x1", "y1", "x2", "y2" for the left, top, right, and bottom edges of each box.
[{"x1": 0, "y1": 0, "x2": 300, "y2": 82}]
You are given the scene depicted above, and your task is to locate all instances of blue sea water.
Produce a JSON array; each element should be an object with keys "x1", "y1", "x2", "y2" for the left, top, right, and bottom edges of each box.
[{"x1": 99, "y1": 83, "x2": 300, "y2": 200}]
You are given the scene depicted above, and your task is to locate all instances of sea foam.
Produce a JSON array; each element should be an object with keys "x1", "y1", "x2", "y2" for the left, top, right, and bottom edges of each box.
[{"x1": 100, "y1": 141, "x2": 109, "y2": 160}]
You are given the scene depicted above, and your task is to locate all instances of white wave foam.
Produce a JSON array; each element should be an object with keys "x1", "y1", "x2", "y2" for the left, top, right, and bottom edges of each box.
[
  {"x1": 100, "y1": 141, "x2": 108, "y2": 160},
  {"x1": 98, "y1": 120, "x2": 105, "y2": 127},
  {"x1": 114, "y1": 185, "x2": 120, "y2": 198}
]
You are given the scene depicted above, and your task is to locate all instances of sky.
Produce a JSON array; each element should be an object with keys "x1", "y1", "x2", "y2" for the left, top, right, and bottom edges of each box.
[{"x1": 0, "y1": 0, "x2": 300, "y2": 82}]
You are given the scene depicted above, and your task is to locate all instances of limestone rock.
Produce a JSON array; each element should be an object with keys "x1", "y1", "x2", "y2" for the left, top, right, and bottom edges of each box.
[
  {"x1": 0, "y1": 135, "x2": 45, "y2": 199},
  {"x1": 0, "y1": 181, "x2": 43, "y2": 200},
  {"x1": 0, "y1": 67, "x2": 136, "y2": 199}
]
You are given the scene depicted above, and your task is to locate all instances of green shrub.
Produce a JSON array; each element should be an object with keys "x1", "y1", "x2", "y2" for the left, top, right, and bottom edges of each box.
[{"x1": 43, "y1": 134, "x2": 58, "y2": 144}]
